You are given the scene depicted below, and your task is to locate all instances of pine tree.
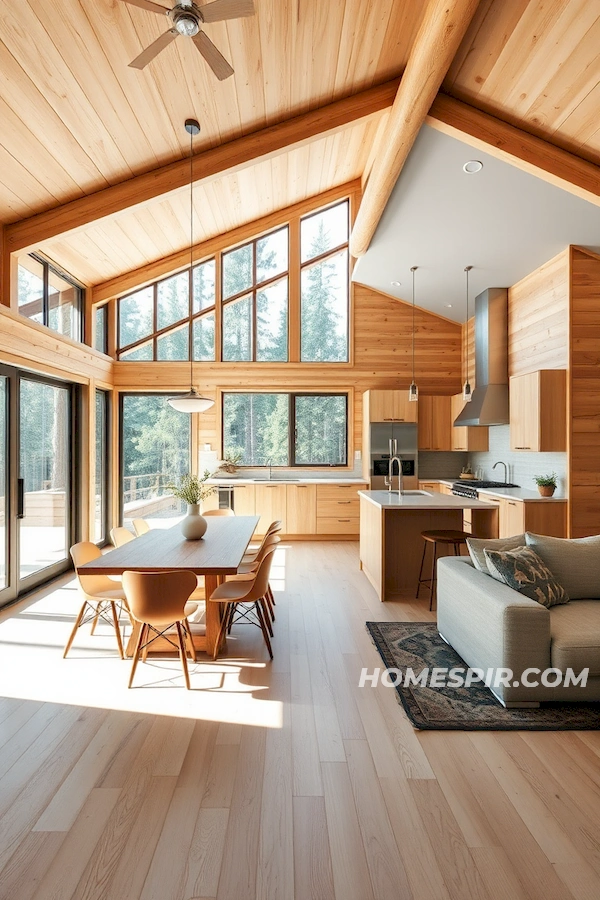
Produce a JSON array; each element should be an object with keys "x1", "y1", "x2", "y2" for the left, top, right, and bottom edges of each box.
[{"x1": 301, "y1": 220, "x2": 348, "y2": 362}]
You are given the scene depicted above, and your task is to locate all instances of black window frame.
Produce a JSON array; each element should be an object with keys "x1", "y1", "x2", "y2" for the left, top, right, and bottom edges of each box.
[
  {"x1": 94, "y1": 388, "x2": 110, "y2": 546},
  {"x1": 17, "y1": 253, "x2": 84, "y2": 343},
  {"x1": 299, "y1": 198, "x2": 350, "y2": 363},
  {"x1": 221, "y1": 226, "x2": 290, "y2": 363},
  {"x1": 94, "y1": 304, "x2": 109, "y2": 355},
  {"x1": 222, "y1": 391, "x2": 348, "y2": 468},
  {"x1": 117, "y1": 259, "x2": 217, "y2": 361}
]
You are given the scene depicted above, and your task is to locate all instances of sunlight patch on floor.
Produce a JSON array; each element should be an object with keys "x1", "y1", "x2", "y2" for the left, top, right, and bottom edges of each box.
[{"x1": 0, "y1": 564, "x2": 287, "y2": 727}]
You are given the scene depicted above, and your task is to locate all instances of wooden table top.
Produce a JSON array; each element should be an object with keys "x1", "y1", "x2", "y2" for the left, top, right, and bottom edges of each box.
[{"x1": 79, "y1": 516, "x2": 260, "y2": 575}]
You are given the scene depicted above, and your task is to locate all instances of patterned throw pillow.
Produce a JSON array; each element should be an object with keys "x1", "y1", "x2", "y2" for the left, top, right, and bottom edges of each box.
[{"x1": 483, "y1": 546, "x2": 569, "y2": 608}]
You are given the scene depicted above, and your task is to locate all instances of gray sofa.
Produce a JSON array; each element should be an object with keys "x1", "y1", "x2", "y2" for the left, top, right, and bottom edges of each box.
[{"x1": 437, "y1": 543, "x2": 600, "y2": 707}]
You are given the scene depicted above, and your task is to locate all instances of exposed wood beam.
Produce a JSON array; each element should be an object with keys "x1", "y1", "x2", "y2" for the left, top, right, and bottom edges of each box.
[
  {"x1": 91, "y1": 181, "x2": 361, "y2": 304},
  {"x1": 349, "y1": 0, "x2": 479, "y2": 257},
  {"x1": 4, "y1": 81, "x2": 398, "y2": 255},
  {"x1": 427, "y1": 93, "x2": 600, "y2": 207}
]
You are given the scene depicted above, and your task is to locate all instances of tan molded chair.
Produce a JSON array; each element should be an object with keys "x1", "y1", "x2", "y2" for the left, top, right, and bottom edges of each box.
[
  {"x1": 203, "y1": 508, "x2": 235, "y2": 517},
  {"x1": 122, "y1": 569, "x2": 199, "y2": 689},
  {"x1": 233, "y1": 534, "x2": 280, "y2": 624},
  {"x1": 209, "y1": 545, "x2": 278, "y2": 661},
  {"x1": 132, "y1": 518, "x2": 151, "y2": 536},
  {"x1": 110, "y1": 526, "x2": 136, "y2": 548},
  {"x1": 65, "y1": 542, "x2": 126, "y2": 659}
]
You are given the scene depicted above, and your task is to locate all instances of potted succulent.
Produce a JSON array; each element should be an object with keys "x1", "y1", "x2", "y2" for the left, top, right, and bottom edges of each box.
[
  {"x1": 167, "y1": 471, "x2": 217, "y2": 540},
  {"x1": 534, "y1": 472, "x2": 557, "y2": 498},
  {"x1": 219, "y1": 449, "x2": 243, "y2": 477}
]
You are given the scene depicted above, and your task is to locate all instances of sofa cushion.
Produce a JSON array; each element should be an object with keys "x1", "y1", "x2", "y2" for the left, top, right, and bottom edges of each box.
[
  {"x1": 484, "y1": 546, "x2": 569, "y2": 608},
  {"x1": 525, "y1": 532, "x2": 600, "y2": 600},
  {"x1": 466, "y1": 533, "x2": 526, "y2": 574},
  {"x1": 550, "y1": 600, "x2": 600, "y2": 675}
]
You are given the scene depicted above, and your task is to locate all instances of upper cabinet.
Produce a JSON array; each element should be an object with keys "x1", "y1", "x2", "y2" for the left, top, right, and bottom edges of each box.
[
  {"x1": 418, "y1": 396, "x2": 452, "y2": 451},
  {"x1": 509, "y1": 370, "x2": 567, "y2": 452},
  {"x1": 450, "y1": 395, "x2": 489, "y2": 452},
  {"x1": 364, "y1": 390, "x2": 418, "y2": 423}
]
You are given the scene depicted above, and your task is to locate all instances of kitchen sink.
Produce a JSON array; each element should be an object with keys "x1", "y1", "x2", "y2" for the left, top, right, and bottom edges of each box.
[
  {"x1": 252, "y1": 477, "x2": 300, "y2": 482},
  {"x1": 400, "y1": 490, "x2": 431, "y2": 496}
]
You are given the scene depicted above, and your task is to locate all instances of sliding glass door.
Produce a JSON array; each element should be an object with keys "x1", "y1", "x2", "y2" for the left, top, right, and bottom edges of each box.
[{"x1": 0, "y1": 365, "x2": 76, "y2": 607}]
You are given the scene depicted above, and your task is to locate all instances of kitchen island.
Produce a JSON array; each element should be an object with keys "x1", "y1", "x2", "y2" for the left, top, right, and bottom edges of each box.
[{"x1": 359, "y1": 490, "x2": 499, "y2": 602}]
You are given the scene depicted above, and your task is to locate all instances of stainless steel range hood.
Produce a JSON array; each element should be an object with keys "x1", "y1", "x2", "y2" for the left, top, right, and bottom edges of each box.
[{"x1": 454, "y1": 287, "x2": 509, "y2": 427}]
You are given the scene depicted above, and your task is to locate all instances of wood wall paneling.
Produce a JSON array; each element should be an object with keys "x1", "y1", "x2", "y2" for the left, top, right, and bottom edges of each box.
[
  {"x1": 508, "y1": 249, "x2": 569, "y2": 377},
  {"x1": 569, "y1": 247, "x2": 600, "y2": 537}
]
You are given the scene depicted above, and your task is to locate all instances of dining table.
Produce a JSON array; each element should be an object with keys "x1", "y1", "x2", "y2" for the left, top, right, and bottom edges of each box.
[{"x1": 78, "y1": 515, "x2": 260, "y2": 658}]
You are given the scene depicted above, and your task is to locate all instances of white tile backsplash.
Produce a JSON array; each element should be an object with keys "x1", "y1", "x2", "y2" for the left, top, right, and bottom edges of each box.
[{"x1": 469, "y1": 425, "x2": 567, "y2": 496}]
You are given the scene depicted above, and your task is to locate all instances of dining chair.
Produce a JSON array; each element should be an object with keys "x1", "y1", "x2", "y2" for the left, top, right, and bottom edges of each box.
[
  {"x1": 232, "y1": 534, "x2": 280, "y2": 624},
  {"x1": 242, "y1": 519, "x2": 282, "y2": 561},
  {"x1": 122, "y1": 569, "x2": 199, "y2": 689},
  {"x1": 132, "y1": 518, "x2": 151, "y2": 536},
  {"x1": 209, "y1": 545, "x2": 277, "y2": 661},
  {"x1": 65, "y1": 542, "x2": 126, "y2": 659},
  {"x1": 203, "y1": 508, "x2": 235, "y2": 517},
  {"x1": 110, "y1": 526, "x2": 136, "y2": 548}
]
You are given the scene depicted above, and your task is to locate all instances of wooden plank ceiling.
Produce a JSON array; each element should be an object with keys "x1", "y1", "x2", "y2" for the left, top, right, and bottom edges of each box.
[{"x1": 3, "y1": 0, "x2": 600, "y2": 288}]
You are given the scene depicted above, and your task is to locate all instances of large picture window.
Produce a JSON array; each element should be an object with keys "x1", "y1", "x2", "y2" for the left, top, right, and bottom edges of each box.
[
  {"x1": 300, "y1": 200, "x2": 349, "y2": 362},
  {"x1": 17, "y1": 255, "x2": 83, "y2": 343},
  {"x1": 118, "y1": 260, "x2": 216, "y2": 361},
  {"x1": 223, "y1": 392, "x2": 348, "y2": 467},
  {"x1": 222, "y1": 227, "x2": 289, "y2": 362},
  {"x1": 120, "y1": 395, "x2": 191, "y2": 526}
]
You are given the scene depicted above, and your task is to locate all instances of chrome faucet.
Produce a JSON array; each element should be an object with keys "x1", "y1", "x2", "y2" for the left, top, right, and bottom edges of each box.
[
  {"x1": 385, "y1": 454, "x2": 404, "y2": 494},
  {"x1": 493, "y1": 460, "x2": 508, "y2": 483}
]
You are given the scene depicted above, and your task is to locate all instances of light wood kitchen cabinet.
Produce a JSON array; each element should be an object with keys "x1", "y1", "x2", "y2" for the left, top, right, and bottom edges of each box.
[
  {"x1": 254, "y1": 484, "x2": 287, "y2": 535},
  {"x1": 364, "y1": 390, "x2": 418, "y2": 423},
  {"x1": 418, "y1": 396, "x2": 452, "y2": 450},
  {"x1": 232, "y1": 484, "x2": 256, "y2": 516},
  {"x1": 418, "y1": 481, "x2": 443, "y2": 493},
  {"x1": 316, "y1": 483, "x2": 366, "y2": 535},
  {"x1": 286, "y1": 484, "x2": 316, "y2": 534},
  {"x1": 478, "y1": 492, "x2": 566, "y2": 538},
  {"x1": 509, "y1": 369, "x2": 567, "y2": 452},
  {"x1": 451, "y1": 394, "x2": 489, "y2": 452}
]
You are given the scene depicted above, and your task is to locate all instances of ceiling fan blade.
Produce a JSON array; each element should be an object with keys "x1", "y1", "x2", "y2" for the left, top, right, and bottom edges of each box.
[
  {"x1": 192, "y1": 32, "x2": 234, "y2": 80},
  {"x1": 129, "y1": 30, "x2": 178, "y2": 69},
  {"x1": 199, "y1": 0, "x2": 254, "y2": 24},
  {"x1": 118, "y1": 0, "x2": 170, "y2": 15}
]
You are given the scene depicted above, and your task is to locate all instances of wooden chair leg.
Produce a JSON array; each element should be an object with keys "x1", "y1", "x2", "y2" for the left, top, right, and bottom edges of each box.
[
  {"x1": 260, "y1": 597, "x2": 274, "y2": 637},
  {"x1": 213, "y1": 605, "x2": 230, "y2": 661},
  {"x1": 175, "y1": 622, "x2": 191, "y2": 690},
  {"x1": 184, "y1": 619, "x2": 196, "y2": 662},
  {"x1": 227, "y1": 603, "x2": 235, "y2": 634},
  {"x1": 109, "y1": 601, "x2": 125, "y2": 660},
  {"x1": 63, "y1": 601, "x2": 88, "y2": 658},
  {"x1": 264, "y1": 591, "x2": 275, "y2": 623},
  {"x1": 268, "y1": 584, "x2": 276, "y2": 607},
  {"x1": 128, "y1": 623, "x2": 147, "y2": 688},
  {"x1": 416, "y1": 540, "x2": 428, "y2": 599},
  {"x1": 90, "y1": 601, "x2": 103, "y2": 635},
  {"x1": 429, "y1": 543, "x2": 438, "y2": 612},
  {"x1": 255, "y1": 602, "x2": 273, "y2": 660}
]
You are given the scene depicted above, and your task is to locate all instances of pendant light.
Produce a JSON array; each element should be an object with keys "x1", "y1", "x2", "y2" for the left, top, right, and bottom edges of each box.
[
  {"x1": 462, "y1": 265, "x2": 473, "y2": 402},
  {"x1": 168, "y1": 119, "x2": 214, "y2": 414},
  {"x1": 408, "y1": 266, "x2": 418, "y2": 402}
]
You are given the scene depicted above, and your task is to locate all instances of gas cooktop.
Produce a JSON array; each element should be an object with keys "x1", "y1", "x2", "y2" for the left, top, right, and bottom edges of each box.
[{"x1": 453, "y1": 480, "x2": 520, "y2": 489}]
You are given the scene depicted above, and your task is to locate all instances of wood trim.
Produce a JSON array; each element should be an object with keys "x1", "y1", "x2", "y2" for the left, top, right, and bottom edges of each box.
[
  {"x1": 427, "y1": 94, "x2": 600, "y2": 208},
  {"x1": 91, "y1": 181, "x2": 360, "y2": 304},
  {"x1": 349, "y1": 0, "x2": 479, "y2": 257},
  {"x1": 5, "y1": 82, "x2": 399, "y2": 255}
]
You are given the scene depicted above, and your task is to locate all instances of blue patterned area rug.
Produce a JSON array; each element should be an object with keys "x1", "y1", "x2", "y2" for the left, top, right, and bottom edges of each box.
[{"x1": 366, "y1": 621, "x2": 600, "y2": 731}]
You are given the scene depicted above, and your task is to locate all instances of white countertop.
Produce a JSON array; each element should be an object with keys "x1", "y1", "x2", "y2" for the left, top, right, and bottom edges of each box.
[
  {"x1": 423, "y1": 479, "x2": 566, "y2": 503},
  {"x1": 359, "y1": 490, "x2": 499, "y2": 510},
  {"x1": 208, "y1": 477, "x2": 368, "y2": 486}
]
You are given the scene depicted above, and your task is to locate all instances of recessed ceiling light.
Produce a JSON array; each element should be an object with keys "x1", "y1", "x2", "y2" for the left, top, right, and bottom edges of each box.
[
  {"x1": 445, "y1": 304, "x2": 453, "y2": 308},
  {"x1": 391, "y1": 280, "x2": 401, "y2": 287},
  {"x1": 463, "y1": 160, "x2": 483, "y2": 174}
]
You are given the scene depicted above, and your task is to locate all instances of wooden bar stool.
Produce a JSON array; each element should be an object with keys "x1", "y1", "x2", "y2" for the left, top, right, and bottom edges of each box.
[{"x1": 416, "y1": 530, "x2": 469, "y2": 611}]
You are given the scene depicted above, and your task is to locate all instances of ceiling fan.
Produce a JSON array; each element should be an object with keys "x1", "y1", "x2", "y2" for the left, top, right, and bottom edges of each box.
[{"x1": 120, "y1": 0, "x2": 255, "y2": 80}]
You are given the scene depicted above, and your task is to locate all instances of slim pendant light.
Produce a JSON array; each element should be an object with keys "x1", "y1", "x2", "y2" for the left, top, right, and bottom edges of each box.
[
  {"x1": 462, "y1": 265, "x2": 473, "y2": 402},
  {"x1": 408, "y1": 266, "x2": 418, "y2": 402},
  {"x1": 168, "y1": 119, "x2": 214, "y2": 414}
]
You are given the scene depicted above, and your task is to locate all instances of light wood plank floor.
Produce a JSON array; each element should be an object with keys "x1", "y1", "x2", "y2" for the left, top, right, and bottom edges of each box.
[{"x1": 0, "y1": 541, "x2": 599, "y2": 900}]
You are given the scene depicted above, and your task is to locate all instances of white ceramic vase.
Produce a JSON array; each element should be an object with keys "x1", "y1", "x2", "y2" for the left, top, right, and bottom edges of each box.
[{"x1": 181, "y1": 503, "x2": 207, "y2": 540}]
